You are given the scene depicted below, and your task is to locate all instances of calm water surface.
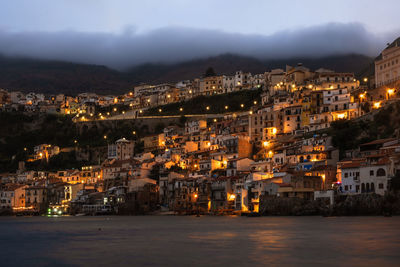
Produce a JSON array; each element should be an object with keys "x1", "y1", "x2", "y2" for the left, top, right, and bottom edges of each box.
[{"x1": 0, "y1": 216, "x2": 399, "y2": 266}]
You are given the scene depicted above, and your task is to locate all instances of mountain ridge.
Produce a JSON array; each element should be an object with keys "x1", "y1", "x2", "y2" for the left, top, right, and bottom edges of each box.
[{"x1": 0, "y1": 53, "x2": 373, "y2": 95}]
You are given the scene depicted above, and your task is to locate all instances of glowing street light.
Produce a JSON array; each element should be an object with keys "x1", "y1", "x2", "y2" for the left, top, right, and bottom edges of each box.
[
  {"x1": 253, "y1": 101, "x2": 257, "y2": 105},
  {"x1": 103, "y1": 135, "x2": 107, "y2": 140},
  {"x1": 387, "y1": 88, "x2": 395, "y2": 99},
  {"x1": 206, "y1": 106, "x2": 210, "y2": 111},
  {"x1": 240, "y1": 104, "x2": 244, "y2": 108},
  {"x1": 132, "y1": 131, "x2": 136, "y2": 135},
  {"x1": 113, "y1": 108, "x2": 117, "y2": 112},
  {"x1": 179, "y1": 107, "x2": 183, "y2": 112},
  {"x1": 373, "y1": 102, "x2": 381, "y2": 109},
  {"x1": 263, "y1": 141, "x2": 270, "y2": 147},
  {"x1": 363, "y1": 77, "x2": 368, "y2": 83},
  {"x1": 159, "y1": 108, "x2": 162, "y2": 113},
  {"x1": 225, "y1": 105, "x2": 229, "y2": 110}
]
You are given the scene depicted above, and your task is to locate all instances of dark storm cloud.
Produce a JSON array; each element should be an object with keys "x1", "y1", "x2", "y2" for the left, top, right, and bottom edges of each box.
[{"x1": 0, "y1": 23, "x2": 396, "y2": 69}]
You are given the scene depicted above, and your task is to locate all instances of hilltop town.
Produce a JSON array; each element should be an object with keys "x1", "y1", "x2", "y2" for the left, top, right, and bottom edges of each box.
[{"x1": 1, "y1": 38, "x2": 400, "y2": 216}]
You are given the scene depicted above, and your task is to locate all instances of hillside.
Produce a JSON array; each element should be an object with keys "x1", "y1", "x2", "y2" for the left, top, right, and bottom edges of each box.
[{"x1": 0, "y1": 53, "x2": 373, "y2": 95}]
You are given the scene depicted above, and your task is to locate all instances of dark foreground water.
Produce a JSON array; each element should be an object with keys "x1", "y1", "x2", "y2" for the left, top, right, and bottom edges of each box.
[{"x1": 0, "y1": 216, "x2": 399, "y2": 266}]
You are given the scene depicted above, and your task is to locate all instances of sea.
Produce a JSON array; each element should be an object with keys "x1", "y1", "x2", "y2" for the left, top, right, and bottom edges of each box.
[{"x1": 0, "y1": 216, "x2": 399, "y2": 266}]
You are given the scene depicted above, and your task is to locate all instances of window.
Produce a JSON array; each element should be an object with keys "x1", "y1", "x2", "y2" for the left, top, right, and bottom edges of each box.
[
  {"x1": 377, "y1": 168, "x2": 386, "y2": 177},
  {"x1": 344, "y1": 173, "x2": 348, "y2": 178},
  {"x1": 370, "y1": 170, "x2": 374, "y2": 176},
  {"x1": 379, "y1": 183, "x2": 384, "y2": 189}
]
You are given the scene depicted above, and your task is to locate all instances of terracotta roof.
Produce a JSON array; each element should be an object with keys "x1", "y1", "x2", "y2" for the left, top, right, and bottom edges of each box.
[
  {"x1": 361, "y1": 138, "x2": 396, "y2": 146},
  {"x1": 340, "y1": 162, "x2": 363, "y2": 169},
  {"x1": 3, "y1": 184, "x2": 25, "y2": 191}
]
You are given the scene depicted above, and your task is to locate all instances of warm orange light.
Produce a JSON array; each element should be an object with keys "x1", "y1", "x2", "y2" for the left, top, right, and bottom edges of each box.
[
  {"x1": 263, "y1": 141, "x2": 270, "y2": 147},
  {"x1": 272, "y1": 128, "x2": 277, "y2": 134},
  {"x1": 337, "y1": 113, "x2": 346, "y2": 119},
  {"x1": 373, "y1": 102, "x2": 381, "y2": 109},
  {"x1": 387, "y1": 89, "x2": 394, "y2": 95}
]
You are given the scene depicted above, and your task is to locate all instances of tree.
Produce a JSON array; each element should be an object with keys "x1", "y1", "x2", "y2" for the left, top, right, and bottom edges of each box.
[{"x1": 204, "y1": 67, "x2": 216, "y2": 77}]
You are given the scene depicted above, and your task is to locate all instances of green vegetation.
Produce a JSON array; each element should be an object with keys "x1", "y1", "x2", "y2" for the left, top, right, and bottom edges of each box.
[
  {"x1": 0, "y1": 112, "x2": 148, "y2": 172},
  {"x1": 144, "y1": 89, "x2": 262, "y2": 116},
  {"x1": 330, "y1": 101, "x2": 400, "y2": 158}
]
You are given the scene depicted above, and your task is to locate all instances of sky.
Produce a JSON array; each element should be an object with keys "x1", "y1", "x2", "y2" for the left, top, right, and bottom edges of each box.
[{"x1": 0, "y1": 0, "x2": 399, "y2": 69}]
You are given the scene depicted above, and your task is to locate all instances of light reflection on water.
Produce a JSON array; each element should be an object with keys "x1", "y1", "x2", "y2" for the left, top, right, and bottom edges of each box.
[{"x1": 0, "y1": 216, "x2": 399, "y2": 266}]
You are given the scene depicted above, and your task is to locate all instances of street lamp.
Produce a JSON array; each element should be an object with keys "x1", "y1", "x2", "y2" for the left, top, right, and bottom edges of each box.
[
  {"x1": 387, "y1": 88, "x2": 394, "y2": 99},
  {"x1": 240, "y1": 104, "x2": 244, "y2": 108},
  {"x1": 206, "y1": 106, "x2": 210, "y2": 111}
]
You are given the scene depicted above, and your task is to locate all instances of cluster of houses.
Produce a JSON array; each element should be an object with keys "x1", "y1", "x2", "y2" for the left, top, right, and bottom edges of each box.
[
  {"x1": 1, "y1": 113, "x2": 400, "y2": 215},
  {"x1": 1, "y1": 39, "x2": 400, "y2": 215}
]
